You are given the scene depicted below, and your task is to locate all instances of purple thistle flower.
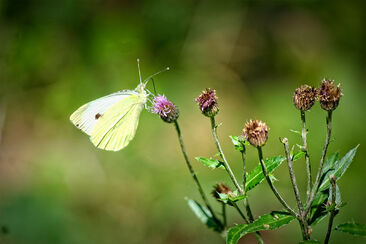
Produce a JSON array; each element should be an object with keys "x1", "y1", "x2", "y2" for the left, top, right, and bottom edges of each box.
[
  {"x1": 195, "y1": 88, "x2": 219, "y2": 117},
  {"x1": 152, "y1": 95, "x2": 179, "y2": 123}
]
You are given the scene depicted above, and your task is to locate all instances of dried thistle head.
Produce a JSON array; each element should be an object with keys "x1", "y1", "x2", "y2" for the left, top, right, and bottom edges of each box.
[
  {"x1": 293, "y1": 85, "x2": 318, "y2": 111},
  {"x1": 242, "y1": 120, "x2": 269, "y2": 147},
  {"x1": 195, "y1": 88, "x2": 219, "y2": 117},
  {"x1": 152, "y1": 95, "x2": 179, "y2": 123},
  {"x1": 212, "y1": 183, "x2": 233, "y2": 201},
  {"x1": 319, "y1": 79, "x2": 342, "y2": 111}
]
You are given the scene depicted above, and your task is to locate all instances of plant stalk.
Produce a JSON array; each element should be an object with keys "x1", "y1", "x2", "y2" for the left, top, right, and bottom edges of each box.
[
  {"x1": 222, "y1": 203, "x2": 227, "y2": 228},
  {"x1": 210, "y1": 117, "x2": 264, "y2": 243},
  {"x1": 210, "y1": 117, "x2": 243, "y2": 193},
  {"x1": 257, "y1": 146, "x2": 297, "y2": 217},
  {"x1": 324, "y1": 176, "x2": 337, "y2": 244},
  {"x1": 174, "y1": 121, "x2": 222, "y2": 228},
  {"x1": 301, "y1": 110, "x2": 312, "y2": 201},
  {"x1": 282, "y1": 138, "x2": 309, "y2": 240},
  {"x1": 304, "y1": 111, "x2": 333, "y2": 216},
  {"x1": 240, "y1": 147, "x2": 256, "y2": 223}
]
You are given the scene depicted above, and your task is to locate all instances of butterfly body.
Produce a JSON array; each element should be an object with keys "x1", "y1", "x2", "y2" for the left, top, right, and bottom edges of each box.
[{"x1": 70, "y1": 83, "x2": 148, "y2": 151}]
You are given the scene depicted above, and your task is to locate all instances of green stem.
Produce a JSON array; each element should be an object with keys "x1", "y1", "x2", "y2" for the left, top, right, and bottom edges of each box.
[
  {"x1": 324, "y1": 176, "x2": 337, "y2": 244},
  {"x1": 222, "y1": 203, "x2": 227, "y2": 228},
  {"x1": 301, "y1": 110, "x2": 312, "y2": 201},
  {"x1": 242, "y1": 150, "x2": 247, "y2": 194},
  {"x1": 241, "y1": 147, "x2": 264, "y2": 243},
  {"x1": 257, "y1": 146, "x2": 297, "y2": 217},
  {"x1": 233, "y1": 203, "x2": 249, "y2": 224},
  {"x1": 241, "y1": 147, "x2": 255, "y2": 222},
  {"x1": 210, "y1": 117, "x2": 243, "y2": 193},
  {"x1": 174, "y1": 121, "x2": 222, "y2": 228},
  {"x1": 282, "y1": 138, "x2": 309, "y2": 240},
  {"x1": 304, "y1": 111, "x2": 333, "y2": 217},
  {"x1": 210, "y1": 117, "x2": 264, "y2": 243}
]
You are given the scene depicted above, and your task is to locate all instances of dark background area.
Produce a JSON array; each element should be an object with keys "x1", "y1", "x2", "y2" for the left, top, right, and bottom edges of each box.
[{"x1": 0, "y1": 0, "x2": 365, "y2": 243}]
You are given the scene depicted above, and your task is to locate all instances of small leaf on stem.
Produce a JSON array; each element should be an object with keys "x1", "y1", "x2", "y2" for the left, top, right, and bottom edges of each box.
[{"x1": 195, "y1": 157, "x2": 225, "y2": 169}]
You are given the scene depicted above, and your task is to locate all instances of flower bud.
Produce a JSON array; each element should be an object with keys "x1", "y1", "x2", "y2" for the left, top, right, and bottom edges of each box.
[
  {"x1": 293, "y1": 85, "x2": 318, "y2": 111},
  {"x1": 319, "y1": 79, "x2": 342, "y2": 111},
  {"x1": 212, "y1": 183, "x2": 233, "y2": 201},
  {"x1": 195, "y1": 88, "x2": 219, "y2": 117},
  {"x1": 152, "y1": 95, "x2": 179, "y2": 123},
  {"x1": 242, "y1": 120, "x2": 269, "y2": 147}
]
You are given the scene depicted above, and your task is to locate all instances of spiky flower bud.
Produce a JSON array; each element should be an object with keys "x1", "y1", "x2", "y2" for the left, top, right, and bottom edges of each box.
[
  {"x1": 319, "y1": 79, "x2": 342, "y2": 111},
  {"x1": 242, "y1": 120, "x2": 269, "y2": 147},
  {"x1": 195, "y1": 88, "x2": 219, "y2": 117},
  {"x1": 212, "y1": 183, "x2": 233, "y2": 201},
  {"x1": 293, "y1": 85, "x2": 318, "y2": 111},
  {"x1": 152, "y1": 95, "x2": 179, "y2": 123}
]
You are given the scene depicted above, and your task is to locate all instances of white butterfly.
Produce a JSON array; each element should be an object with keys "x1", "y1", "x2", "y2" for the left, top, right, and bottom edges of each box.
[{"x1": 70, "y1": 60, "x2": 168, "y2": 151}]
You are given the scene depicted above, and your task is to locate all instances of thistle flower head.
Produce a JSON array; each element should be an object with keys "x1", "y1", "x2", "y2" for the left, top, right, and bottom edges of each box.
[
  {"x1": 293, "y1": 85, "x2": 318, "y2": 111},
  {"x1": 319, "y1": 79, "x2": 342, "y2": 111},
  {"x1": 152, "y1": 95, "x2": 179, "y2": 123},
  {"x1": 212, "y1": 183, "x2": 233, "y2": 201},
  {"x1": 242, "y1": 120, "x2": 269, "y2": 147},
  {"x1": 195, "y1": 88, "x2": 219, "y2": 117}
]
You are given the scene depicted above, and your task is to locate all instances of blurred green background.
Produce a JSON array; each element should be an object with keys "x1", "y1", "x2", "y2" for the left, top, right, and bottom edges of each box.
[{"x1": 0, "y1": 0, "x2": 365, "y2": 243}]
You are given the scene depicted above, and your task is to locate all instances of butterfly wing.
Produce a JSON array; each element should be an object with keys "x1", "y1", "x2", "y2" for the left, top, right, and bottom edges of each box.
[
  {"x1": 90, "y1": 94, "x2": 145, "y2": 151},
  {"x1": 70, "y1": 91, "x2": 137, "y2": 135}
]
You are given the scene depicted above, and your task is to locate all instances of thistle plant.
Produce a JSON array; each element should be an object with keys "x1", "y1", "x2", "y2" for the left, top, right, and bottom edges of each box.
[{"x1": 152, "y1": 79, "x2": 365, "y2": 244}]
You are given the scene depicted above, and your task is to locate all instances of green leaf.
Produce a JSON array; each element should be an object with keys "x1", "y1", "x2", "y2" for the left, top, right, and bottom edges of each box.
[
  {"x1": 309, "y1": 191, "x2": 329, "y2": 226},
  {"x1": 186, "y1": 198, "x2": 222, "y2": 232},
  {"x1": 309, "y1": 181, "x2": 343, "y2": 226},
  {"x1": 290, "y1": 129, "x2": 301, "y2": 135},
  {"x1": 229, "y1": 135, "x2": 248, "y2": 151},
  {"x1": 321, "y1": 152, "x2": 339, "y2": 175},
  {"x1": 299, "y1": 240, "x2": 321, "y2": 244},
  {"x1": 245, "y1": 156, "x2": 286, "y2": 192},
  {"x1": 319, "y1": 145, "x2": 359, "y2": 191},
  {"x1": 218, "y1": 192, "x2": 247, "y2": 205},
  {"x1": 292, "y1": 151, "x2": 306, "y2": 161},
  {"x1": 226, "y1": 211, "x2": 295, "y2": 244},
  {"x1": 195, "y1": 157, "x2": 225, "y2": 169},
  {"x1": 335, "y1": 223, "x2": 366, "y2": 236}
]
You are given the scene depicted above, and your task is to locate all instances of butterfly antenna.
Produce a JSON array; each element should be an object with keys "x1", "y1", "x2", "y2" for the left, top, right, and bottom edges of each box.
[
  {"x1": 137, "y1": 58, "x2": 142, "y2": 84},
  {"x1": 151, "y1": 78, "x2": 157, "y2": 95},
  {"x1": 144, "y1": 67, "x2": 170, "y2": 84}
]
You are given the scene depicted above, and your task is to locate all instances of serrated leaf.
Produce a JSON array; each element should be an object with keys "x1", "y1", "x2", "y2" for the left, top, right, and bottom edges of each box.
[
  {"x1": 335, "y1": 223, "x2": 366, "y2": 236},
  {"x1": 309, "y1": 191, "x2": 329, "y2": 226},
  {"x1": 299, "y1": 240, "x2": 321, "y2": 244},
  {"x1": 245, "y1": 156, "x2": 286, "y2": 192},
  {"x1": 226, "y1": 211, "x2": 295, "y2": 244},
  {"x1": 319, "y1": 145, "x2": 359, "y2": 191},
  {"x1": 309, "y1": 181, "x2": 343, "y2": 226},
  {"x1": 195, "y1": 157, "x2": 225, "y2": 169},
  {"x1": 321, "y1": 152, "x2": 339, "y2": 175},
  {"x1": 292, "y1": 151, "x2": 306, "y2": 161},
  {"x1": 186, "y1": 198, "x2": 222, "y2": 232}
]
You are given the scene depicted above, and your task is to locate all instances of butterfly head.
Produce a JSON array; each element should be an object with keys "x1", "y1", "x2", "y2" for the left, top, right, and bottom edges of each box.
[{"x1": 136, "y1": 83, "x2": 147, "y2": 94}]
